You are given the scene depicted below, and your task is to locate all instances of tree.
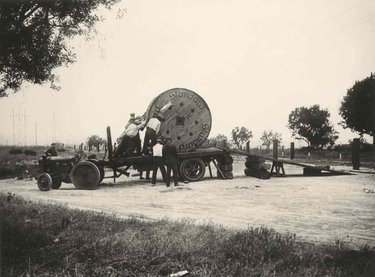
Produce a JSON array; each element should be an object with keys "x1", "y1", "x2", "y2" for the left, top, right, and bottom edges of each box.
[
  {"x1": 87, "y1": 135, "x2": 105, "y2": 152},
  {"x1": 260, "y1": 130, "x2": 282, "y2": 150},
  {"x1": 339, "y1": 73, "x2": 375, "y2": 145},
  {"x1": 287, "y1": 105, "x2": 338, "y2": 148},
  {"x1": 205, "y1": 134, "x2": 231, "y2": 148},
  {"x1": 231, "y1": 127, "x2": 252, "y2": 149},
  {"x1": 0, "y1": 0, "x2": 120, "y2": 96}
]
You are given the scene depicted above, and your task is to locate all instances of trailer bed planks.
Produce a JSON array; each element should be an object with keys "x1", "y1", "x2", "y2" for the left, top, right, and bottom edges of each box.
[
  {"x1": 177, "y1": 147, "x2": 224, "y2": 159},
  {"x1": 110, "y1": 147, "x2": 224, "y2": 163},
  {"x1": 98, "y1": 147, "x2": 226, "y2": 173}
]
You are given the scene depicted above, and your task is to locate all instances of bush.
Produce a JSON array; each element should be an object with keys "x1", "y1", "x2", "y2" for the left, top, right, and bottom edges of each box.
[
  {"x1": 57, "y1": 148, "x2": 66, "y2": 152},
  {"x1": 9, "y1": 148, "x2": 23, "y2": 155},
  {"x1": 24, "y1": 149, "x2": 37, "y2": 156},
  {"x1": 0, "y1": 167, "x2": 16, "y2": 179},
  {"x1": 361, "y1": 143, "x2": 373, "y2": 152},
  {"x1": 333, "y1": 144, "x2": 351, "y2": 152},
  {"x1": 300, "y1": 146, "x2": 317, "y2": 152}
]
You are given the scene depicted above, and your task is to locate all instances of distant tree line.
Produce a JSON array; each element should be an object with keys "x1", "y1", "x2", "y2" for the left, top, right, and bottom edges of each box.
[{"x1": 207, "y1": 72, "x2": 374, "y2": 150}]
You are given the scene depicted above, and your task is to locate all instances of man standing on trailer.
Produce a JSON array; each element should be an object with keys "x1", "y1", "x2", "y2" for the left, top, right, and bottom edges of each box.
[
  {"x1": 142, "y1": 113, "x2": 164, "y2": 155},
  {"x1": 163, "y1": 138, "x2": 179, "y2": 187},
  {"x1": 115, "y1": 115, "x2": 145, "y2": 157},
  {"x1": 151, "y1": 139, "x2": 167, "y2": 186},
  {"x1": 133, "y1": 115, "x2": 145, "y2": 155}
]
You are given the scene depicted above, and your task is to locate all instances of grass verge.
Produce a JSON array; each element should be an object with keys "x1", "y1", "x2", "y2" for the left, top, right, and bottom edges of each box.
[{"x1": 1, "y1": 193, "x2": 375, "y2": 276}]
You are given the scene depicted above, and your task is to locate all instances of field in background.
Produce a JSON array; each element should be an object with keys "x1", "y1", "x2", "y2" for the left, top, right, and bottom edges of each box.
[
  {"x1": 0, "y1": 145, "x2": 77, "y2": 179},
  {"x1": 0, "y1": 144, "x2": 374, "y2": 180}
]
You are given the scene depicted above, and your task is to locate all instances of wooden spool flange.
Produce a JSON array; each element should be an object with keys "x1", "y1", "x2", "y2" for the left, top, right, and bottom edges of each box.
[{"x1": 145, "y1": 88, "x2": 212, "y2": 153}]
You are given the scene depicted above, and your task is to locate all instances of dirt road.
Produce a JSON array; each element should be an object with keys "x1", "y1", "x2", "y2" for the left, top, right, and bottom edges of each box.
[{"x1": 1, "y1": 160, "x2": 374, "y2": 247}]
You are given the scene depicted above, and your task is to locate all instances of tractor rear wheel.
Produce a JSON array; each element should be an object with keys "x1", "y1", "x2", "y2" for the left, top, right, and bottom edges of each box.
[
  {"x1": 37, "y1": 173, "x2": 52, "y2": 191},
  {"x1": 179, "y1": 158, "x2": 206, "y2": 182},
  {"x1": 70, "y1": 161, "x2": 101, "y2": 190},
  {"x1": 98, "y1": 167, "x2": 105, "y2": 184}
]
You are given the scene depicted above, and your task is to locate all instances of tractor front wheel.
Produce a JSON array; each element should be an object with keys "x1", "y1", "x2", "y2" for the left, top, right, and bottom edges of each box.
[{"x1": 37, "y1": 173, "x2": 52, "y2": 191}]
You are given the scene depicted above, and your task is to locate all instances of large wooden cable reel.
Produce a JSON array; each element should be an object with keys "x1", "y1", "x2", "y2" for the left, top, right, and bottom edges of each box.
[{"x1": 145, "y1": 88, "x2": 212, "y2": 153}]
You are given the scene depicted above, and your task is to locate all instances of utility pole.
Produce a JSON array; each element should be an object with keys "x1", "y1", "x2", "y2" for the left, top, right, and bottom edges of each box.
[
  {"x1": 52, "y1": 112, "x2": 56, "y2": 142},
  {"x1": 18, "y1": 105, "x2": 21, "y2": 145},
  {"x1": 24, "y1": 109, "x2": 27, "y2": 146},
  {"x1": 35, "y1": 122, "x2": 38, "y2": 146},
  {"x1": 12, "y1": 108, "x2": 15, "y2": 145}
]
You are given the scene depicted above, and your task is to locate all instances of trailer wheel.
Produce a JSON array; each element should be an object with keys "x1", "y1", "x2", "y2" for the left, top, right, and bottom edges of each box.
[
  {"x1": 51, "y1": 178, "x2": 62, "y2": 189},
  {"x1": 179, "y1": 158, "x2": 206, "y2": 182},
  {"x1": 37, "y1": 173, "x2": 52, "y2": 191},
  {"x1": 70, "y1": 161, "x2": 100, "y2": 189}
]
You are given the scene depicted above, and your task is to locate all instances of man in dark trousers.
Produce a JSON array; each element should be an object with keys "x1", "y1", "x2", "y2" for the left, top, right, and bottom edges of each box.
[
  {"x1": 115, "y1": 116, "x2": 145, "y2": 157},
  {"x1": 142, "y1": 114, "x2": 164, "y2": 155},
  {"x1": 162, "y1": 138, "x2": 179, "y2": 187},
  {"x1": 151, "y1": 139, "x2": 167, "y2": 186}
]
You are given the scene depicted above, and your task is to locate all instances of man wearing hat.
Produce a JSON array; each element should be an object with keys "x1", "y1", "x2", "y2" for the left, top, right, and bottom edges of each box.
[
  {"x1": 151, "y1": 138, "x2": 166, "y2": 186},
  {"x1": 126, "y1": 113, "x2": 144, "y2": 155},
  {"x1": 162, "y1": 138, "x2": 179, "y2": 187},
  {"x1": 142, "y1": 113, "x2": 164, "y2": 155},
  {"x1": 45, "y1": 143, "x2": 58, "y2": 156},
  {"x1": 115, "y1": 113, "x2": 146, "y2": 157}
]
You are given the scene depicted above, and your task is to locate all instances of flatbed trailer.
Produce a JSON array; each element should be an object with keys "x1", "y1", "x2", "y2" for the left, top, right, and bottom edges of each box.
[
  {"x1": 37, "y1": 127, "x2": 233, "y2": 191},
  {"x1": 88, "y1": 146, "x2": 230, "y2": 185},
  {"x1": 37, "y1": 88, "x2": 234, "y2": 191}
]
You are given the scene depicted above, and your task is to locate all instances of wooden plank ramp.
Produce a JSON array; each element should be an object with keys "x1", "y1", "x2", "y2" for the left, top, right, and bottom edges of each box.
[{"x1": 226, "y1": 148, "x2": 352, "y2": 176}]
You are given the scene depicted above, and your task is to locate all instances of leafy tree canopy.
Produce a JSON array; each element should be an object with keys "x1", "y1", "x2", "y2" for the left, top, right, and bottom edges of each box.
[
  {"x1": 287, "y1": 105, "x2": 338, "y2": 148},
  {"x1": 87, "y1": 135, "x2": 105, "y2": 149},
  {"x1": 231, "y1": 127, "x2": 252, "y2": 149},
  {"x1": 0, "y1": 0, "x2": 120, "y2": 97},
  {"x1": 205, "y1": 134, "x2": 232, "y2": 148},
  {"x1": 260, "y1": 130, "x2": 282, "y2": 150},
  {"x1": 87, "y1": 135, "x2": 105, "y2": 145},
  {"x1": 339, "y1": 73, "x2": 375, "y2": 145}
]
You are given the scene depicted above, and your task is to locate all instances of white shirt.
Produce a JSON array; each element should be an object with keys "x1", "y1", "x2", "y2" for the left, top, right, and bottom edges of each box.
[
  {"x1": 123, "y1": 122, "x2": 144, "y2": 137},
  {"x1": 147, "y1": 118, "x2": 161, "y2": 134},
  {"x1": 153, "y1": 143, "x2": 163, "y2": 157}
]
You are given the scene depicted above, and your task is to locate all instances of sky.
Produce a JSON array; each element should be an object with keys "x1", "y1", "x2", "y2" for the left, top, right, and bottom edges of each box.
[{"x1": 0, "y1": 0, "x2": 374, "y2": 147}]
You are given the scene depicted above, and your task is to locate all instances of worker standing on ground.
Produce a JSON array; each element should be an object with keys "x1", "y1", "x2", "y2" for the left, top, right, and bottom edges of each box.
[
  {"x1": 163, "y1": 138, "x2": 179, "y2": 187},
  {"x1": 151, "y1": 139, "x2": 167, "y2": 186},
  {"x1": 143, "y1": 113, "x2": 164, "y2": 155},
  {"x1": 140, "y1": 170, "x2": 151, "y2": 180}
]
